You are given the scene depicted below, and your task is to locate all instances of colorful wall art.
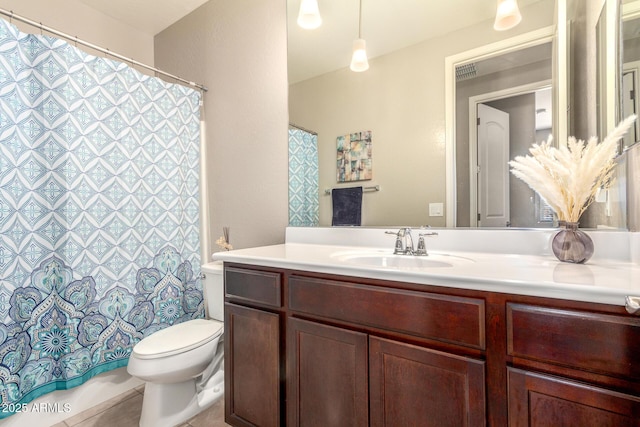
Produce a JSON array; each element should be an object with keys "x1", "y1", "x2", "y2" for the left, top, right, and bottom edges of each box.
[{"x1": 336, "y1": 130, "x2": 372, "y2": 182}]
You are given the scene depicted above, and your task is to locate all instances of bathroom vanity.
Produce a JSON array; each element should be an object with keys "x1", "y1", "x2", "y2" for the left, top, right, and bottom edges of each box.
[{"x1": 214, "y1": 228, "x2": 640, "y2": 427}]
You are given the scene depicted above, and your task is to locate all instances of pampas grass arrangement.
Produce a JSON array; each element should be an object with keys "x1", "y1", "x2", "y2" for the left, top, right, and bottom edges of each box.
[
  {"x1": 509, "y1": 115, "x2": 636, "y2": 223},
  {"x1": 215, "y1": 226, "x2": 232, "y2": 251}
]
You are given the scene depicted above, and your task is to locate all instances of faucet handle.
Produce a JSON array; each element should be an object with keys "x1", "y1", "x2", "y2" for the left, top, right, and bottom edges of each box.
[
  {"x1": 385, "y1": 230, "x2": 405, "y2": 254},
  {"x1": 414, "y1": 232, "x2": 438, "y2": 256},
  {"x1": 415, "y1": 235, "x2": 427, "y2": 256}
]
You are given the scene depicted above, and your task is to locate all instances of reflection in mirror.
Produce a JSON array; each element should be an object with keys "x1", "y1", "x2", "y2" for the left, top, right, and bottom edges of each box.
[
  {"x1": 622, "y1": 0, "x2": 640, "y2": 233},
  {"x1": 454, "y1": 42, "x2": 554, "y2": 228},
  {"x1": 571, "y1": 0, "x2": 627, "y2": 229},
  {"x1": 595, "y1": 0, "x2": 621, "y2": 144},
  {"x1": 597, "y1": 4, "x2": 609, "y2": 140},
  {"x1": 288, "y1": 125, "x2": 320, "y2": 227},
  {"x1": 288, "y1": 0, "x2": 559, "y2": 228},
  {"x1": 623, "y1": 0, "x2": 640, "y2": 147}
]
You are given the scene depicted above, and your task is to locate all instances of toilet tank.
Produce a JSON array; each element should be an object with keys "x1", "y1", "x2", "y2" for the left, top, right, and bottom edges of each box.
[{"x1": 201, "y1": 261, "x2": 224, "y2": 321}]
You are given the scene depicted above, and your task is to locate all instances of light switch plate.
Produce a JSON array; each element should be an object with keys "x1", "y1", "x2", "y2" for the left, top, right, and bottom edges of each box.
[{"x1": 429, "y1": 202, "x2": 443, "y2": 217}]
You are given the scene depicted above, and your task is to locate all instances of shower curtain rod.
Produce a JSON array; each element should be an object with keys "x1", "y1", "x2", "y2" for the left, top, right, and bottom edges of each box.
[
  {"x1": 289, "y1": 123, "x2": 318, "y2": 135},
  {"x1": 0, "y1": 8, "x2": 208, "y2": 92}
]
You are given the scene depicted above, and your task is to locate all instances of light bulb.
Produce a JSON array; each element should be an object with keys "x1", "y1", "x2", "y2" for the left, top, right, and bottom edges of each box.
[
  {"x1": 350, "y1": 38, "x2": 369, "y2": 72},
  {"x1": 297, "y1": 0, "x2": 322, "y2": 30},
  {"x1": 494, "y1": 0, "x2": 522, "y2": 31}
]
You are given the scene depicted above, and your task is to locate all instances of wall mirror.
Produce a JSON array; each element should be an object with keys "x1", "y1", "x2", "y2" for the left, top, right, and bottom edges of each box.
[
  {"x1": 623, "y1": 0, "x2": 640, "y2": 147},
  {"x1": 287, "y1": 0, "x2": 628, "y2": 229}
]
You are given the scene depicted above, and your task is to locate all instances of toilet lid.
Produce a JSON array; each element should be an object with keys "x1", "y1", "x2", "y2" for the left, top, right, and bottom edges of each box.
[{"x1": 132, "y1": 319, "x2": 223, "y2": 360}]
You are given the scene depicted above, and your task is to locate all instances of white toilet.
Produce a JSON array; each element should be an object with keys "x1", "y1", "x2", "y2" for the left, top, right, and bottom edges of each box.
[{"x1": 127, "y1": 261, "x2": 225, "y2": 427}]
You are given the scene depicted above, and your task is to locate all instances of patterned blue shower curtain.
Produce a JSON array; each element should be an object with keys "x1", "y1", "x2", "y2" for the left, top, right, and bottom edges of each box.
[
  {"x1": 0, "y1": 19, "x2": 203, "y2": 417},
  {"x1": 288, "y1": 127, "x2": 318, "y2": 226}
]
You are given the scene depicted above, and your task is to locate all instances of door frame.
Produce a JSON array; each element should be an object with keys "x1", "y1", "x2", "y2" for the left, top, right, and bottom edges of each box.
[
  {"x1": 468, "y1": 80, "x2": 552, "y2": 227},
  {"x1": 623, "y1": 60, "x2": 640, "y2": 146}
]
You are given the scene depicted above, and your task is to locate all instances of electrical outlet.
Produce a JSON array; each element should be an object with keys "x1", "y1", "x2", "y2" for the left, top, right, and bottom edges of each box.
[{"x1": 429, "y1": 202, "x2": 443, "y2": 217}]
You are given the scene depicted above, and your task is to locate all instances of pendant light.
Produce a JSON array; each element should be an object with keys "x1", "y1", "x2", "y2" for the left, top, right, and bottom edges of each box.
[
  {"x1": 493, "y1": 0, "x2": 522, "y2": 31},
  {"x1": 297, "y1": 0, "x2": 322, "y2": 30},
  {"x1": 350, "y1": 0, "x2": 369, "y2": 72}
]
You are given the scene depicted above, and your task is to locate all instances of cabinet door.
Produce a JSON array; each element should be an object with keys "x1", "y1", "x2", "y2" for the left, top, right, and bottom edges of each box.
[
  {"x1": 508, "y1": 368, "x2": 640, "y2": 427},
  {"x1": 225, "y1": 303, "x2": 280, "y2": 427},
  {"x1": 369, "y1": 337, "x2": 486, "y2": 427},
  {"x1": 287, "y1": 317, "x2": 369, "y2": 427}
]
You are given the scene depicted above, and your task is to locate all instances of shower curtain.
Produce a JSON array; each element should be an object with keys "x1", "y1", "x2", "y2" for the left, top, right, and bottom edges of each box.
[
  {"x1": 288, "y1": 127, "x2": 319, "y2": 226},
  {"x1": 0, "y1": 19, "x2": 203, "y2": 417}
]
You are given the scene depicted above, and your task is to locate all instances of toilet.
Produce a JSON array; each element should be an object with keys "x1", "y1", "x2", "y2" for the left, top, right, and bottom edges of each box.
[{"x1": 127, "y1": 261, "x2": 225, "y2": 427}]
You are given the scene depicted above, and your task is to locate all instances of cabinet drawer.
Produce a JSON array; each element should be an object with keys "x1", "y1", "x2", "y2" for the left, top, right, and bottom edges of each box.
[
  {"x1": 507, "y1": 303, "x2": 640, "y2": 379},
  {"x1": 225, "y1": 267, "x2": 282, "y2": 308},
  {"x1": 289, "y1": 275, "x2": 485, "y2": 349}
]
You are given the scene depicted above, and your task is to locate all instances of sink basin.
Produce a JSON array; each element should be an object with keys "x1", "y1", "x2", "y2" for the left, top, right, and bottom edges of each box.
[{"x1": 331, "y1": 250, "x2": 474, "y2": 270}]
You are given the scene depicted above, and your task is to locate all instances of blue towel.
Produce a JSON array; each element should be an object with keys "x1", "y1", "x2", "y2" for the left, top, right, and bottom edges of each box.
[{"x1": 332, "y1": 186, "x2": 363, "y2": 226}]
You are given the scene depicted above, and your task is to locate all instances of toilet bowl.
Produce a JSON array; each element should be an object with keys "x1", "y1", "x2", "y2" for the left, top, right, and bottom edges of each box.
[{"x1": 127, "y1": 261, "x2": 224, "y2": 427}]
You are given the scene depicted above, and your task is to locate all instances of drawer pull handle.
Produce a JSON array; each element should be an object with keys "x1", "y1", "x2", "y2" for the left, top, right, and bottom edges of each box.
[{"x1": 625, "y1": 296, "x2": 640, "y2": 315}]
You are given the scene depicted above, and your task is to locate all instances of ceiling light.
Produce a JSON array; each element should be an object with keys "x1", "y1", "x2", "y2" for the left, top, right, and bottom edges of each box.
[
  {"x1": 297, "y1": 0, "x2": 322, "y2": 30},
  {"x1": 494, "y1": 0, "x2": 522, "y2": 31},
  {"x1": 350, "y1": 0, "x2": 369, "y2": 72}
]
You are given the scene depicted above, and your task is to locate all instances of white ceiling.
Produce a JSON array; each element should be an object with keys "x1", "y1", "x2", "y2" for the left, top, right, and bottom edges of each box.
[{"x1": 77, "y1": 0, "x2": 209, "y2": 35}]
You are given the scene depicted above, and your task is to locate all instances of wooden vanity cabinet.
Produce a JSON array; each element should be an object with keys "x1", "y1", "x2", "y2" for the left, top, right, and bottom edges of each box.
[
  {"x1": 224, "y1": 266, "x2": 284, "y2": 427},
  {"x1": 369, "y1": 336, "x2": 486, "y2": 427},
  {"x1": 506, "y1": 303, "x2": 640, "y2": 426},
  {"x1": 286, "y1": 317, "x2": 486, "y2": 427},
  {"x1": 508, "y1": 368, "x2": 640, "y2": 426},
  {"x1": 223, "y1": 263, "x2": 640, "y2": 427},
  {"x1": 287, "y1": 274, "x2": 487, "y2": 427},
  {"x1": 287, "y1": 317, "x2": 369, "y2": 426}
]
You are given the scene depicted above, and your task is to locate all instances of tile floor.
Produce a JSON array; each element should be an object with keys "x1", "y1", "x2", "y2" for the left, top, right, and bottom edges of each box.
[{"x1": 54, "y1": 385, "x2": 230, "y2": 427}]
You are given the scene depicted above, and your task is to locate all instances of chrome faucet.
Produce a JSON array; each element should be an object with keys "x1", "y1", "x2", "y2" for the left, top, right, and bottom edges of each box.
[
  {"x1": 385, "y1": 227, "x2": 415, "y2": 255},
  {"x1": 386, "y1": 227, "x2": 438, "y2": 256}
]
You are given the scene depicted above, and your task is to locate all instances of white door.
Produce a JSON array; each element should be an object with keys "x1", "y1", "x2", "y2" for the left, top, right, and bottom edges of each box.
[
  {"x1": 622, "y1": 69, "x2": 637, "y2": 147},
  {"x1": 477, "y1": 103, "x2": 510, "y2": 227}
]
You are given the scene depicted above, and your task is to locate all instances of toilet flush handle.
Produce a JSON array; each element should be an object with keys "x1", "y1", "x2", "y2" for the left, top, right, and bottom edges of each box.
[{"x1": 626, "y1": 296, "x2": 640, "y2": 315}]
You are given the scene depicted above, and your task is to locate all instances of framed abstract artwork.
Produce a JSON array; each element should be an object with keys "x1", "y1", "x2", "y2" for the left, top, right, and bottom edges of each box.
[{"x1": 337, "y1": 130, "x2": 372, "y2": 182}]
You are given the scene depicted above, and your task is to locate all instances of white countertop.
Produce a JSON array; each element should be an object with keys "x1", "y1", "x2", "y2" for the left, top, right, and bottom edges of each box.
[
  {"x1": 212, "y1": 227, "x2": 640, "y2": 307},
  {"x1": 213, "y1": 243, "x2": 640, "y2": 307}
]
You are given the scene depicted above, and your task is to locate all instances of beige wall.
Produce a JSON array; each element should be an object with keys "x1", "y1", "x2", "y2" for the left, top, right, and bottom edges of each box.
[
  {"x1": 154, "y1": 0, "x2": 289, "y2": 254},
  {"x1": 289, "y1": 0, "x2": 555, "y2": 227},
  {"x1": 0, "y1": 0, "x2": 153, "y2": 64}
]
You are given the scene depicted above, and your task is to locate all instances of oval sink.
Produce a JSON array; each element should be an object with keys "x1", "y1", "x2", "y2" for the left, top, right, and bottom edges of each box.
[{"x1": 331, "y1": 250, "x2": 474, "y2": 270}]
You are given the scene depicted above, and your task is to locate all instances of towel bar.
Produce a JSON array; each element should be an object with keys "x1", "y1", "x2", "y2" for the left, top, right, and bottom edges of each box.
[{"x1": 324, "y1": 185, "x2": 380, "y2": 195}]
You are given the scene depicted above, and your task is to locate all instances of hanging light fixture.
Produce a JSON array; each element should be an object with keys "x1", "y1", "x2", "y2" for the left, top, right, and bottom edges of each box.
[
  {"x1": 350, "y1": 0, "x2": 369, "y2": 72},
  {"x1": 493, "y1": 0, "x2": 522, "y2": 31},
  {"x1": 297, "y1": 0, "x2": 322, "y2": 30}
]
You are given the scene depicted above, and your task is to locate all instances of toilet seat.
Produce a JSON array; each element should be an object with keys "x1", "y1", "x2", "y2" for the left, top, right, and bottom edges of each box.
[{"x1": 133, "y1": 319, "x2": 223, "y2": 360}]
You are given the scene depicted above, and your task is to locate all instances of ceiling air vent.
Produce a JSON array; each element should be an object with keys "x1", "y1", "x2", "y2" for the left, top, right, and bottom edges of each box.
[{"x1": 455, "y1": 63, "x2": 477, "y2": 81}]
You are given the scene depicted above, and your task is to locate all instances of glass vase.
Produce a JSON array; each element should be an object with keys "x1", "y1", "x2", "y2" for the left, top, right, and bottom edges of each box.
[{"x1": 551, "y1": 222, "x2": 594, "y2": 264}]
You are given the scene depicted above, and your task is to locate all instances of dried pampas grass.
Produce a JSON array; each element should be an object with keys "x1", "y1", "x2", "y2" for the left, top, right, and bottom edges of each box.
[
  {"x1": 509, "y1": 115, "x2": 636, "y2": 223},
  {"x1": 216, "y1": 226, "x2": 232, "y2": 251}
]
